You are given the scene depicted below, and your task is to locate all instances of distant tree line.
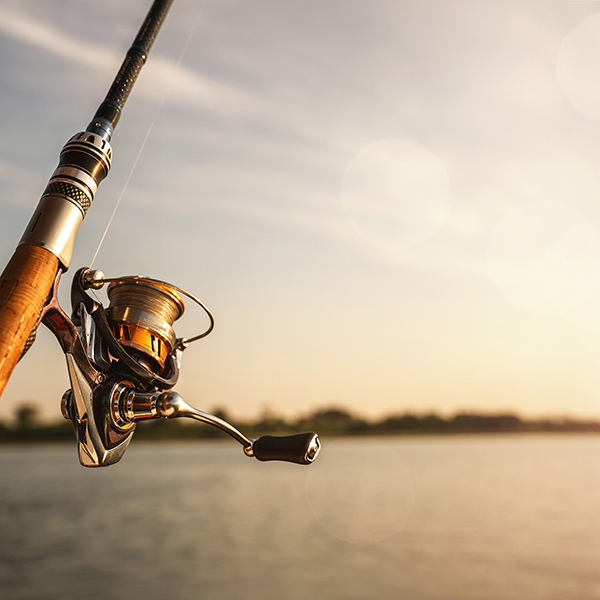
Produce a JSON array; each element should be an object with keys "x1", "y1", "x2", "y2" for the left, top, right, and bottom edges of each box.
[{"x1": 1, "y1": 403, "x2": 600, "y2": 443}]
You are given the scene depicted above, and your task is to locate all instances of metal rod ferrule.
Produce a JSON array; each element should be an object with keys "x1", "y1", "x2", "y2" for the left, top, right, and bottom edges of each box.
[{"x1": 19, "y1": 132, "x2": 112, "y2": 268}]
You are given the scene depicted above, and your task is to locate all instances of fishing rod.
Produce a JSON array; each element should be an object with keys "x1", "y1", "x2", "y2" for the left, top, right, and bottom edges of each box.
[{"x1": 0, "y1": 0, "x2": 320, "y2": 468}]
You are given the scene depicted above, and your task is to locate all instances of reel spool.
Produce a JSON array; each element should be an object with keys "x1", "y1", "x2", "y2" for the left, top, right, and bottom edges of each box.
[
  {"x1": 79, "y1": 269, "x2": 215, "y2": 380},
  {"x1": 107, "y1": 279, "x2": 185, "y2": 374}
]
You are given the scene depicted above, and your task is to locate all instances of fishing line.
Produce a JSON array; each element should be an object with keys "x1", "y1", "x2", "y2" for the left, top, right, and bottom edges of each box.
[{"x1": 89, "y1": 0, "x2": 207, "y2": 268}]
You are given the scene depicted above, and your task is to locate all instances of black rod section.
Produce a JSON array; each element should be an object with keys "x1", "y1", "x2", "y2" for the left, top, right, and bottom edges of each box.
[{"x1": 87, "y1": 0, "x2": 175, "y2": 140}]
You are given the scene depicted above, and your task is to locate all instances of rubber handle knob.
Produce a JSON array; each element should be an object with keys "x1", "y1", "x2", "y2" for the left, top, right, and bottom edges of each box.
[{"x1": 252, "y1": 432, "x2": 320, "y2": 465}]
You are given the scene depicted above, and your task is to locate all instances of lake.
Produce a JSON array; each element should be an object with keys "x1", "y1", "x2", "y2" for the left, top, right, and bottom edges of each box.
[{"x1": 1, "y1": 435, "x2": 600, "y2": 599}]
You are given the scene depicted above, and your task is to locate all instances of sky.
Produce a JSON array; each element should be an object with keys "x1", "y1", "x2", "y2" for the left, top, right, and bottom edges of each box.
[{"x1": 2, "y1": 0, "x2": 600, "y2": 423}]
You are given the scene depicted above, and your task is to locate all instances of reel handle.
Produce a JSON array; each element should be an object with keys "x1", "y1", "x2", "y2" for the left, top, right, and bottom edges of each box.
[{"x1": 117, "y1": 389, "x2": 321, "y2": 465}]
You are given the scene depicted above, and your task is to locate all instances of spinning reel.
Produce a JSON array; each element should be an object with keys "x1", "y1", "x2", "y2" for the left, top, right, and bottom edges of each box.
[{"x1": 38, "y1": 267, "x2": 320, "y2": 468}]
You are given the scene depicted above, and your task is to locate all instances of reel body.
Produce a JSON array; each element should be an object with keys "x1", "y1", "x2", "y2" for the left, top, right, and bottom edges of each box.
[{"x1": 41, "y1": 267, "x2": 320, "y2": 468}]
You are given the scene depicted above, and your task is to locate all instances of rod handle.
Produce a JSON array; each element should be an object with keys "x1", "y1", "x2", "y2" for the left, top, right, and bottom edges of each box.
[
  {"x1": 252, "y1": 432, "x2": 321, "y2": 465},
  {"x1": 0, "y1": 245, "x2": 58, "y2": 396}
]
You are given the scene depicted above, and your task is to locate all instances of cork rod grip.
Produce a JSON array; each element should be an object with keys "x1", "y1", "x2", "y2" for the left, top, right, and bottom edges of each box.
[{"x1": 0, "y1": 245, "x2": 59, "y2": 397}]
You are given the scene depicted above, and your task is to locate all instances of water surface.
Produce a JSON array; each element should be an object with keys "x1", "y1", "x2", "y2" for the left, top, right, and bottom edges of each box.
[{"x1": 1, "y1": 435, "x2": 600, "y2": 599}]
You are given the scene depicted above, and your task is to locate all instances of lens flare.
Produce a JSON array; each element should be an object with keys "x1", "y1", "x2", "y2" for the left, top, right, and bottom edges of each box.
[
  {"x1": 306, "y1": 439, "x2": 414, "y2": 545},
  {"x1": 341, "y1": 139, "x2": 452, "y2": 251},
  {"x1": 557, "y1": 13, "x2": 600, "y2": 121}
]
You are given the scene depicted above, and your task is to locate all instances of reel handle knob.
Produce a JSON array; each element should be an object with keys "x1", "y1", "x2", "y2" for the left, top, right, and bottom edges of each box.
[{"x1": 252, "y1": 432, "x2": 321, "y2": 465}]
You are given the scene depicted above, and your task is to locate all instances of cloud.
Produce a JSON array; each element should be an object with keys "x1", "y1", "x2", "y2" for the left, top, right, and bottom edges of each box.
[
  {"x1": 139, "y1": 57, "x2": 265, "y2": 115},
  {"x1": 0, "y1": 7, "x2": 117, "y2": 69},
  {"x1": 0, "y1": 6, "x2": 265, "y2": 117}
]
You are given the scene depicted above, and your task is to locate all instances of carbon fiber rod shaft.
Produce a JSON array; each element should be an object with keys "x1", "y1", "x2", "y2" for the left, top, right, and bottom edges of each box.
[{"x1": 89, "y1": 0, "x2": 175, "y2": 137}]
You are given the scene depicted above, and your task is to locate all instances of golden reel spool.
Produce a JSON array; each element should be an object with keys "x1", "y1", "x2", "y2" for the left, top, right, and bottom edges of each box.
[
  {"x1": 107, "y1": 280, "x2": 185, "y2": 372},
  {"x1": 82, "y1": 270, "x2": 214, "y2": 375}
]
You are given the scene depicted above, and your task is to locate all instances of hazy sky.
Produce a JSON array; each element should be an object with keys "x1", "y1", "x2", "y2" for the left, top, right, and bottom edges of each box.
[{"x1": 2, "y1": 0, "x2": 600, "y2": 422}]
